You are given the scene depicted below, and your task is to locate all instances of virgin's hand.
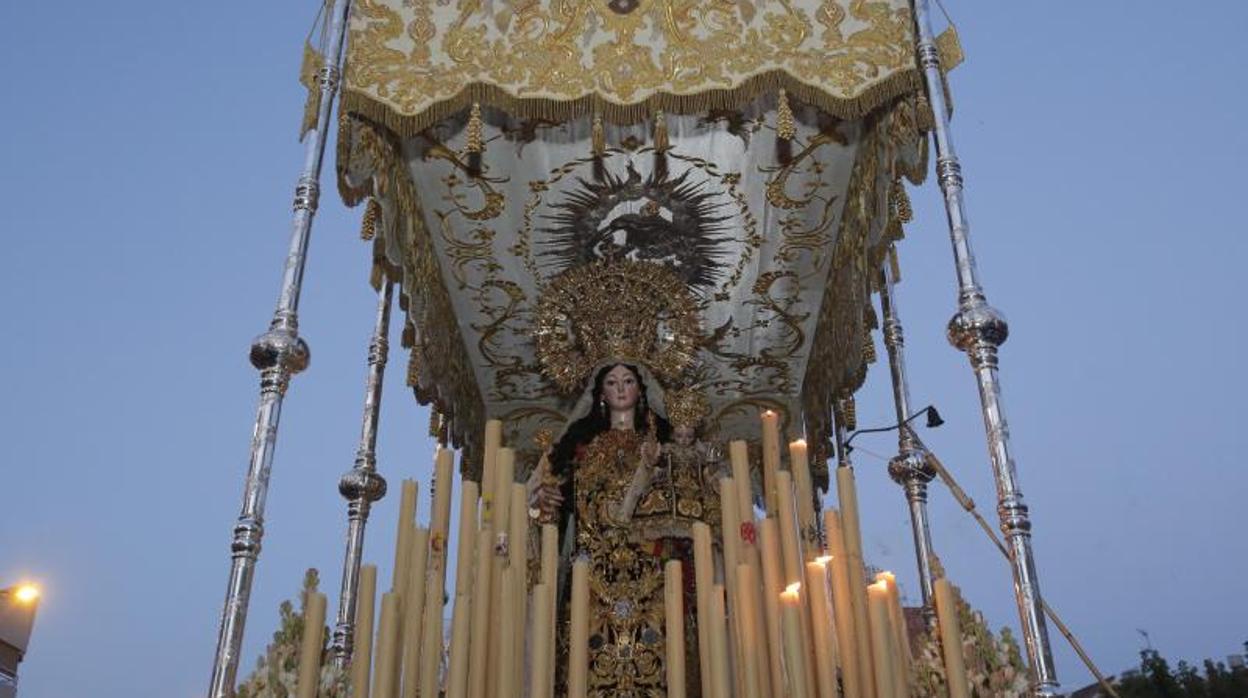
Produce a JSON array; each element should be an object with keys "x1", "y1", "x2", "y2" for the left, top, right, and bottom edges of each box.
[{"x1": 530, "y1": 482, "x2": 563, "y2": 518}]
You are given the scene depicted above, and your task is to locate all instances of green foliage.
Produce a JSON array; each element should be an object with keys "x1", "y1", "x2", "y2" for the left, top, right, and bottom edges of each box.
[
  {"x1": 1115, "y1": 648, "x2": 1248, "y2": 698},
  {"x1": 235, "y1": 569, "x2": 348, "y2": 698}
]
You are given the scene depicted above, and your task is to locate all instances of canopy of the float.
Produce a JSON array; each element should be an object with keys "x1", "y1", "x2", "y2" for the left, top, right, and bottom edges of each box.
[{"x1": 335, "y1": 0, "x2": 960, "y2": 486}]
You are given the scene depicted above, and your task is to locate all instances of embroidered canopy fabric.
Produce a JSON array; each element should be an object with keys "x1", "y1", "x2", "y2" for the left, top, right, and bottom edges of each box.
[{"x1": 335, "y1": 0, "x2": 957, "y2": 483}]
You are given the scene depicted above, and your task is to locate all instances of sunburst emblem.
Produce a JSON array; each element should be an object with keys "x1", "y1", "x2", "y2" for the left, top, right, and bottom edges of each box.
[{"x1": 539, "y1": 161, "x2": 733, "y2": 289}]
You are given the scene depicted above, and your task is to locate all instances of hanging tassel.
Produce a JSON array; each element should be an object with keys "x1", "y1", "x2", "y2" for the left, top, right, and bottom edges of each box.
[
  {"x1": 360, "y1": 198, "x2": 381, "y2": 240},
  {"x1": 591, "y1": 112, "x2": 606, "y2": 158},
  {"x1": 915, "y1": 92, "x2": 935, "y2": 132},
  {"x1": 465, "y1": 101, "x2": 484, "y2": 154},
  {"x1": 888, "y1": 246, "x2": 903, "y2": 285},
  {"x1": 406, "y1": 349, "x2": 420, "y2": 387},
  {"x1": 776, "y1": 88, "x2": 796, "y2": 141},
  {"x1": 429, "y1": 408, "x2": 442, "y2": 439},
  {"x1": 653, "y1": 109, "x2": 670, "y2": 153},
  {"x1": 891, "y1": 177, "x2": 913, "y2": 223}
]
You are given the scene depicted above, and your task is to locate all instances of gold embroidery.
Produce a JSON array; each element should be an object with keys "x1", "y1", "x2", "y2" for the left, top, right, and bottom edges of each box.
[{"x1": 343, "y1": 0, "x2": 927, "y2": 135}]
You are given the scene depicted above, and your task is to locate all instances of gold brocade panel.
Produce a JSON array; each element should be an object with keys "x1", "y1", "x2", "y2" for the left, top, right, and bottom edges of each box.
[{"x1": 342, "y1": 0, "x2": 947, "y2": 135}]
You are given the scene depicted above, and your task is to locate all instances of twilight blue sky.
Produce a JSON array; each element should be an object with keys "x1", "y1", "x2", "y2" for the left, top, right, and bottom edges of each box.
[{"x1": 1, "y1": 2, "x2": 1244, "y2": 696}]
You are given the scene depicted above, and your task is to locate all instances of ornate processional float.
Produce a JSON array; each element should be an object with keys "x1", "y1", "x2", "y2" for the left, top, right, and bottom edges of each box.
[{"x1": 206, "y1": 1, "x2": 1104, "y2": 697}]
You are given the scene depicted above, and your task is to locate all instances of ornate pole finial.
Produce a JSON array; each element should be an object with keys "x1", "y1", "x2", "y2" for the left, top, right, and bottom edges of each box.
[
  {"x1": 207, "y1": 0, "x2": 355, "y2": 694},
  {"x1": 329, "y1": 281, "x2": 393, "y2": 666},
  {"x1": 909, "y1": 1, "x2": 1060, "y2": 694}
]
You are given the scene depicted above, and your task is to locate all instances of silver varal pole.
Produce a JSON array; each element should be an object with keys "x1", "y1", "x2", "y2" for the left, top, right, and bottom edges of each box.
[
  {"x1": 329, "y1": 281, "x2": 393, "y2": 666},
  {"x1": 878, "y1": 252, "x2": 939, "y2": 615},
  {"x1": 910, "y1": 1, "x2": 1060, "y2": 694},
  {"x1": 207, "y1": 0, "x2": 354, "y2": 693}
]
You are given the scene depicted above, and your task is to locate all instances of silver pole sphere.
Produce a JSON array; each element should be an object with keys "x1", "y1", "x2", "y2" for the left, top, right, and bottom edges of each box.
[
  {"x1": 879, "y1": 257, "x2": 940, "y2": 614},
  {"x1": 206, "y1": 0, "x2": 355, "y2": 694},
  {"x1": 330, "y1": 281, "x2": 394, "y2": 667},
  {"x1": 909, "y1": 0, "x2": 1061, "y2": 695}
]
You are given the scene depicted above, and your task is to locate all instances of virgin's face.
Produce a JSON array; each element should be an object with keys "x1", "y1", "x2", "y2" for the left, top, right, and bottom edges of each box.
[{"x1": 601, "y1": 364, "x2": 641, "y2": 413}]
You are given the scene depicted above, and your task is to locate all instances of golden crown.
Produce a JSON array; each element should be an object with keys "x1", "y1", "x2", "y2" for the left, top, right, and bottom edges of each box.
[
  {"x1": 535, "y1": 259, "x2": 702, "y2": 393},
  {"x1": 664, "y1": 388, "x2": 710, "y2": 429}
]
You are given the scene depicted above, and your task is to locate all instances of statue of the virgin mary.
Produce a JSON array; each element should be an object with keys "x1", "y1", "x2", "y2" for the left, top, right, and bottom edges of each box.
[{"x1": 528, "y1": 259, "x2": 716, "y2": 697}]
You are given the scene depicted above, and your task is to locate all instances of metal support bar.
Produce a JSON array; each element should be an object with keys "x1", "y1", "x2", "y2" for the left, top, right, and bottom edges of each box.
[
  {"x1": 207, "y1": 0, "x2": 354, "y2": 694},
  {"x1": 878, "y1": 256, "x2": 938, "y2": 615},
  {"x1": 330, "y1": 281, "x2": 393, "y2": 666},
  {"x1": 908, "y1": 1, "x2": 1060, "y2": 694}
]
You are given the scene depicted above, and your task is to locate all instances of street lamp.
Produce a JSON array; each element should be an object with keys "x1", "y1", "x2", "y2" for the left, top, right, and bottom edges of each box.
[
  {"x1": 841, "y1": 404, "x2": 944, "y2": 454},
  {"x1": 0, "y1": 582, "x2": 41, "y2": 698}
]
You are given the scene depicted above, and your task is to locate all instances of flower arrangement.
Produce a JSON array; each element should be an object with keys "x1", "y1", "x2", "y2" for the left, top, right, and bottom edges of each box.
[
  {"x1": 911, "y1": 581, "x2": 1031, "y2": 697},
  {"x1": 235, "y1": 569, "x2": 348, "y2": 698}
]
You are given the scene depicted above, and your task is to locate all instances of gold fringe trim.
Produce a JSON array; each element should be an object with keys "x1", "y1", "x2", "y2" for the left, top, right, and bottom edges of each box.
[
  {"x1": 465, "y1": 101, "x2": 484, "y2": 154},
  {"x1": 776, "y1": 88, "x2": 795, "y2": 141},
  {"x1": 339, "y1": 67, "x2": 927, "y2": 139},
  {"x1": 653, "y1": 109, "x2": 669, "y2": 152},
  {"x1": 360, "y1": 198, "x2": 380, "y2": 240},
  {"x1": 299, "y1": 42, "x2": 324, "y2": 139},
  {"x1": 591, "y1": 112, "x2": 605, "y2": 157}
]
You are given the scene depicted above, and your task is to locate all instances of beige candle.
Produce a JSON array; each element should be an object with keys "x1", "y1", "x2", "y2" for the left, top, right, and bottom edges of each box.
[
  {"x1": 876, "y1": 571, "x2": 911, "y2": 697},
  {"x1": 486, "y1": 448, "x2": 515, "y2": 698},
  {"x1": 400, "y1": 527, "x2": 430, "y2": 698},
  {"x1": 392, "y1": 480, "x2": 419, "y2": 594},
  {"x1": 665, "y1": 560, "x2": 687, "y2": 698},
  {"x1": 760, "y1": 410, "x2": 781, "y2": 514},
  {"x1": 788, "y1": 439, "x2": 817, "y2": 557},
  {"x1": 466, "y1": 535, "x2": 493, "y2": 698},
  {"x1": 718, "y1": 476, "x2": 743, "y2": 690},
  {"x1": 496, "y1": 568, "x2": 518, "y2": 698},
  {"x1": 350, "y1": 564, "x2": 378, "y2": 698},
  {"x1": 834, "y1": 470, "x2": 877, "y2": 698},
  {"x1": 568, "y1": 559, "x2": 590, "y2": 698},
  {"x1": 729, "y1": 440, "x2": 773, "y2": 694},
  {"x1": 374, "y1": 592, "x2": 401, "y2": 698},
  {"x1": 734, "y1": 563, "x2": 764, "y2": 698},
  {"x1": 759, "y1": 518, "x2": 786, "y2": 698},
  {"x1": 508, "y1": 482, "x2": 529, "y2": 689},
  {"x1": 528, "y1": 582, "x2": 551, "y2": 698},
  {"x1": 819, "y1": 553, "x2": 861, "y2": 698},
  {"x1": 454, "y1": 480, "x2": 480, "y2": 595},
  {"x1": 446, "y1": 592, "x2": 473, "y2": 698},
  {"x1": 296, "y1": 590, "x2": 327, "y2": 698},
  {"x1": 805, "y1": 561, "x2": 838, "y2": 698},
  {"x1": 780, "y1": 584, "x2": 811, "y2": 698},
  {"x1": 934, "y1": 578, "x2": 970, "y2": 698},
  {"x1": 868, "y1": 581, "x2": 897, "y2": 698},
  {"x1": 417, "y1": 449, "x2": 455, "y2": 698},
  {"x1": 708, "y1": 586, "x2": 733, "y2": 698},
  {"x1": 775, "y1": 470, "x2": 803, "y2": 585},
  {"x1": 692, "y1": 522, "x2": 715, "y2": 698},
  {"x1": 728, "y1": 440, "x2": 755, "y2": 520},
  {"x1": 540, "y1": 523, "x2": 559, "y2": 689},
  {"x1": 480, "y1": 420, "x2": 502, "y2": 526}
]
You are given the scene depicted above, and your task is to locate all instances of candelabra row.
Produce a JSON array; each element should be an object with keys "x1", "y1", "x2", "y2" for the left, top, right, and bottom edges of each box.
[{"x1": 288, "y1": 412, "x2": 976, "y2": 698}]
